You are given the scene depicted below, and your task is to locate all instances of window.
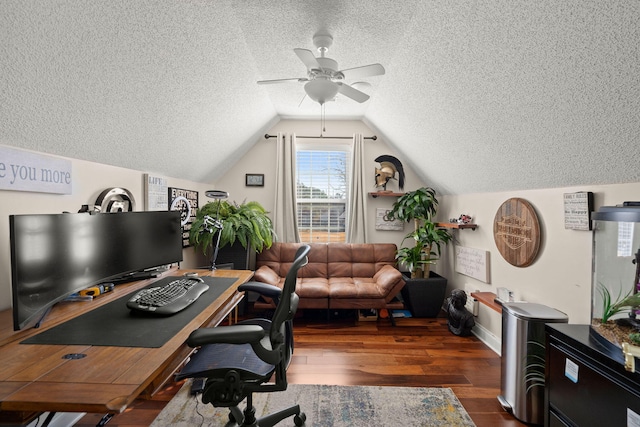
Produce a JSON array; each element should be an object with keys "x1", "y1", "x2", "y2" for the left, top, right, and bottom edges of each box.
[{"x1": 296, "y1": 146, "x2": 350, "y2": 243}]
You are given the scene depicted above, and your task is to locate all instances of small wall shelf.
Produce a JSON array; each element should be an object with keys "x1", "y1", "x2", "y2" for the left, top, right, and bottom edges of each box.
[
  {"x1": 369, "y1": 192, "x2": 404, "y2": 198},
  {"x1": 436, "y1": 222, "x2": 478, "y2": 230},
  {"x1": 471, "y1": 291, "x2": 501, "y2": 313}
]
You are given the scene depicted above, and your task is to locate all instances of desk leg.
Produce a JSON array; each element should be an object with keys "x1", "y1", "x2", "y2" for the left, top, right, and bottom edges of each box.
[{"x1": 230, "y1": 306, "x2": 238, "y2": 325}]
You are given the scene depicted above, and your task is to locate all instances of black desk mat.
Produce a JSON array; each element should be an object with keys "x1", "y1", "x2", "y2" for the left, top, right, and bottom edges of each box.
[{"x1": 21, "y1": 276, "x2": 238, "y2": 348}]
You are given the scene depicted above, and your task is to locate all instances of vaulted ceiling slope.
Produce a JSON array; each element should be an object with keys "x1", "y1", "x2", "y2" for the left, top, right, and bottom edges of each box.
[{"x1": 1, "y1": 1, "x2": 639, "y2": 195}]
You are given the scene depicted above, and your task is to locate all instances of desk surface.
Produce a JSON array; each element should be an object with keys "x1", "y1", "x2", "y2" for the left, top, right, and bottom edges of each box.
[{"x1": 0, "y1": 267, "x2": 252, "y2": 418}]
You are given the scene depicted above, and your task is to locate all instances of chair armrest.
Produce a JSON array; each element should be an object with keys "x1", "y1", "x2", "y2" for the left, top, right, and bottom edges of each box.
[
  {"x1": 238, "y1": 281, "x2": 282, "y2": 300},
  {"x1": 187, "y1": 324, "x2": 265, "y2": 347}
]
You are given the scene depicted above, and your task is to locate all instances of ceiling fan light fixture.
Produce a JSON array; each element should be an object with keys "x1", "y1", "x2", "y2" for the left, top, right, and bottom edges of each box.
[{"x1": 304, "y1": 79, "x2": 339, "y2": 104}]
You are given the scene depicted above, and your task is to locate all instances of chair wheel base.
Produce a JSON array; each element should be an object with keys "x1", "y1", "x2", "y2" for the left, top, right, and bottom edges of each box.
[{"x1": 294, "y1": 412, "x2": 306, "y2": 426}]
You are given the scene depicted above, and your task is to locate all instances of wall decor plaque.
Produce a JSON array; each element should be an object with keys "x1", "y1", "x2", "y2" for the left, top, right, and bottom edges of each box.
[
  {"x1": 375, "y1": 208, "x2": 404, "y2": 231},
  {"x1": 563, "y1": 191, "x2": 594, "y2": 230},
  {"x1": 493, "y1": 198, "x2": 541, "y2": 267},
  {"x1": 144, "y1": 174, "x2": 168, "y2": 211},
  {"x1": 455, "y1": 245, "x2": 491, "y2": 283}
]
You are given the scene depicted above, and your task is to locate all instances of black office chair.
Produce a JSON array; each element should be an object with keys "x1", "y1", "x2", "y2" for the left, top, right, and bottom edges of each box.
[{"x1": 176, "y1": 245, "x2": 311, "y2": 427}]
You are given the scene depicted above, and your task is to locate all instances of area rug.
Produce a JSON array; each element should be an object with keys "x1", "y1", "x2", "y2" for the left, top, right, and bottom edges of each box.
[{"x1": 151, "y1": 381, "x2": 476, "y2": 426}]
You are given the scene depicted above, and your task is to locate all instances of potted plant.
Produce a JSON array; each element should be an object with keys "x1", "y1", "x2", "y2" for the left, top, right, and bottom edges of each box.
[
  {"x1": 386, "y1": 187, "x2": 452, "y2": 277},
  {"x1": 395, "y1": 245, "x2": 429, "y2": 279},
  {"x1": 189, "y1": 200, "x2": 275, "y2": 269},
  {"x1": 385, "y1": 187, "x2": 452, "y2": 317},
  {"x1": 409, "y1": 221, "x2": 453, "y2": 277}
]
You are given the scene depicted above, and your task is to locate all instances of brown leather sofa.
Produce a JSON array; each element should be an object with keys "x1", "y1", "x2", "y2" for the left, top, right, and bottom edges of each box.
[{"x1": 252, "y1": 242, "x2": 405, "y2": 315}]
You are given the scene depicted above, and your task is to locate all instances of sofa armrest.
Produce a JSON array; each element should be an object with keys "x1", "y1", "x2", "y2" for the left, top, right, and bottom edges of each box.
[
  {"x1": 374, "y1": 264, "x2": 405, "y2": 296},
  {"x1": 253, "y1": 265, "x2": 282, "y2": 286},
  {"x1": 252, "y1": 265, "x2": 283, "y2": 305}
]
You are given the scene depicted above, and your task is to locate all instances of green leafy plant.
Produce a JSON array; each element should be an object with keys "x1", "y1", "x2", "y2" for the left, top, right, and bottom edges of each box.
[
  {"x1": 385, "y1": 186, "x2": 439, "y2": 225},
  {"x1": 411, "y1": 221, "x2": 453, "y2": 264},
  {"x1": 189, "y1": 200, "x2": 275, "y2": 256},
  {"x1": 386, "y1": 187, "x2": 451, "y2": 277},
  {"x1": 598, "y1": 283, "x2": 640, "y2": 323},
  {"x1": 629, "y1": 333, "x2": 640, "y2": 346},
  {"x1": 395, "y1": 245, "x2": 430, "y2": 278}
]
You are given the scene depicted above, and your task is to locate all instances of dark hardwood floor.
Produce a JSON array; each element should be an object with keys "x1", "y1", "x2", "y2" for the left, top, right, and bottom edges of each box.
[{"x1": 76, "y1": 310, "x2": 525, "y2": 427}]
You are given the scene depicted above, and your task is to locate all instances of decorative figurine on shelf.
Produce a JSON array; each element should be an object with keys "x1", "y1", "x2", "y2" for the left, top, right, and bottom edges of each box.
[
  {"x1": 374, "y1": 155, "x2": 405, "y2": 192},
  {"x1": 449, "y1": 214, "x2": 472, "y2": 224},
  {"x1": 444, "y1": 289, "x2": 475, "y2": 336}
]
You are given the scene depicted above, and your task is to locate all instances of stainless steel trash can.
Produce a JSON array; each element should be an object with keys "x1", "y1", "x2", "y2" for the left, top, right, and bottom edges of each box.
[{"x1": 497, "y1": 302, "x2": 568, "y2": 425}]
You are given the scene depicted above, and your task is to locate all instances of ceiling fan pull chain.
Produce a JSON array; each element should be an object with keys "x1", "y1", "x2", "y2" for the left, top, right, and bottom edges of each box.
[{"x1": 322, "y1": 104, "x2": 326, "y2": 134}]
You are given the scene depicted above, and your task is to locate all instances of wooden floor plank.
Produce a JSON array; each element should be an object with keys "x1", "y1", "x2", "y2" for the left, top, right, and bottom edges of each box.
[{"x1": 75, "y1": 311, "x2": 525, "y2": 427}]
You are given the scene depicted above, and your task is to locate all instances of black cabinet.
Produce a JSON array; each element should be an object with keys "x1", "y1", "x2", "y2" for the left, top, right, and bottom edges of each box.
[{"x1": 545, "y1": 324, "x2": 640, "y2": 427}]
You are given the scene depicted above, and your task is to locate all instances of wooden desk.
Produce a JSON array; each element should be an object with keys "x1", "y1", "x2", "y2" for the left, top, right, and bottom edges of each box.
[{"x1": 0, "y1": 267, "x2": 252, "y2": 422}]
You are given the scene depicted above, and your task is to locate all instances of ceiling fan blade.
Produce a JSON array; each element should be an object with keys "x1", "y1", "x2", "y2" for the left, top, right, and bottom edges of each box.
[
  {"x1": 338, "y1": 63, "x2": 385, "y2": 80},
  {"x1": 257, "y1": 77, "x2": 308, "y2": 85},
  {"x1": 294, "y1": 48, "x2": 321, "y2": 70},
  {"x1": 336, "y1": 82, "x2": 370, "y2": 103}
]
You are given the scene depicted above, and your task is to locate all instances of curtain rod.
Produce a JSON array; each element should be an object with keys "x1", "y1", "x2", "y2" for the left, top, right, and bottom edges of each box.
[{"x1": 264, "y1": 134, "x2": 377, "y2": 141}]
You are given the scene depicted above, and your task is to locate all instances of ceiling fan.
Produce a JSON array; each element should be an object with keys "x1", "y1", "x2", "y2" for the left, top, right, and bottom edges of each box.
[{"x1": 257, "y1": 34, "x2": 385, "y2": 105}]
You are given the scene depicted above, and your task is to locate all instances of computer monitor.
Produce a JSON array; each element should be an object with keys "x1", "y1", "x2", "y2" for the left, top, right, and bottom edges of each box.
[{"x1": 10, "y1": 210, "x2": 183, "y2": 330}]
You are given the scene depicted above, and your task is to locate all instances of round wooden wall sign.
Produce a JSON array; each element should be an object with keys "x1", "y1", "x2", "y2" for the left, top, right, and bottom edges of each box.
[{"x1": 493, "y1": 198, "x2": 541, "y2": 267}]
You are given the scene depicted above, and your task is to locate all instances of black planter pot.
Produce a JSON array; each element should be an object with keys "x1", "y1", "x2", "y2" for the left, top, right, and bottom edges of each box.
[
  {"x1": 400, "y1": 271, "x2": 448, "y2": 318},
  {"x1": 214, "y1": 242, "x2": 256, "y2": 270}
]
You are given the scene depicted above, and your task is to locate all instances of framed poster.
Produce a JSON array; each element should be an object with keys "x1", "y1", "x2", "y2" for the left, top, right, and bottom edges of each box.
[
  {"x1": 168, "y1": 187, "x2": 199, "y2": 247},
  {"x1": 246, "y1": 173, "x2": 264, "y2": 187}
]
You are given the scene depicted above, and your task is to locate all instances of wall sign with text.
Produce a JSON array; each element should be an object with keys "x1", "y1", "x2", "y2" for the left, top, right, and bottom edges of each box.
[
  {"x1": 0, "y1": 146, "x2": 72, "y2": 194},
  {"x1": 563, "y1": 191, "x2": 594, "y2": 230},
  {"x1": 169, "y1": 187, "x2": 199, "y2": 247},
  {"x1": 375, "y1": 208, "x2": 404, "y2": 231},
  {"x1": 145, "y1": 174, "x2": 168, "y2": 211},
  {"x1": 455, "y1": 245, "x2": 491, "y2": 283}
]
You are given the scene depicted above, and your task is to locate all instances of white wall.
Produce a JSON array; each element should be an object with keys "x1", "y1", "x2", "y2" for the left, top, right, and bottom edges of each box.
[
  {"x1": 439, "y1": 183, "x2": 640, "y2": 339},
  {"x1": 215, "y1": 119, "x2": 423, "y2": 247},
  {"x1": 0, "y1": 145, "x2": 215, "y2": 313}
]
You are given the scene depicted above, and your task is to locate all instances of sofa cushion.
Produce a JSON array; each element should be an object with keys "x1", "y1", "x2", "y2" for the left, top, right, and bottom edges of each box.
[
  {"x1": 254, "y1": 265, "x2": 331, "y2": 298},
  {"x1": 297, "y1": 277, "x2": 331, "y2": 298},
  {"x1": 328, "y1": 265, "x2": 403, "y2": 299},
  {"x1": 257, "y1": 243, "x2": 329, "y2": 278},
  {"x1": 328, "y1": 277, "x2": 382, "y2": 299}
]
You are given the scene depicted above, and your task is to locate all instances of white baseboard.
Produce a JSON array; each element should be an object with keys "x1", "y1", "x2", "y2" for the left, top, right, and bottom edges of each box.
[
  {"x1": 25, "y1": 412, "x2": 86, "y2": 427},
  {"x1": 471, "y1": 323, "x2": 501, "y2": 356}
]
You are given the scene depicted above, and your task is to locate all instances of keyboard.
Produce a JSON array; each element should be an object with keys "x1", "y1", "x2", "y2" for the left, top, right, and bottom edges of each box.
[{"x1": 127, "y1": 277, "x2": 209, "y2": 315}]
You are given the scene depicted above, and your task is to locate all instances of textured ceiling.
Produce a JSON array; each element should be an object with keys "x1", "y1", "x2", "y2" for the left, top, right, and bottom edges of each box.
[{"x1": 1, "y1": 0, "x2": 639, "y2": 195}]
